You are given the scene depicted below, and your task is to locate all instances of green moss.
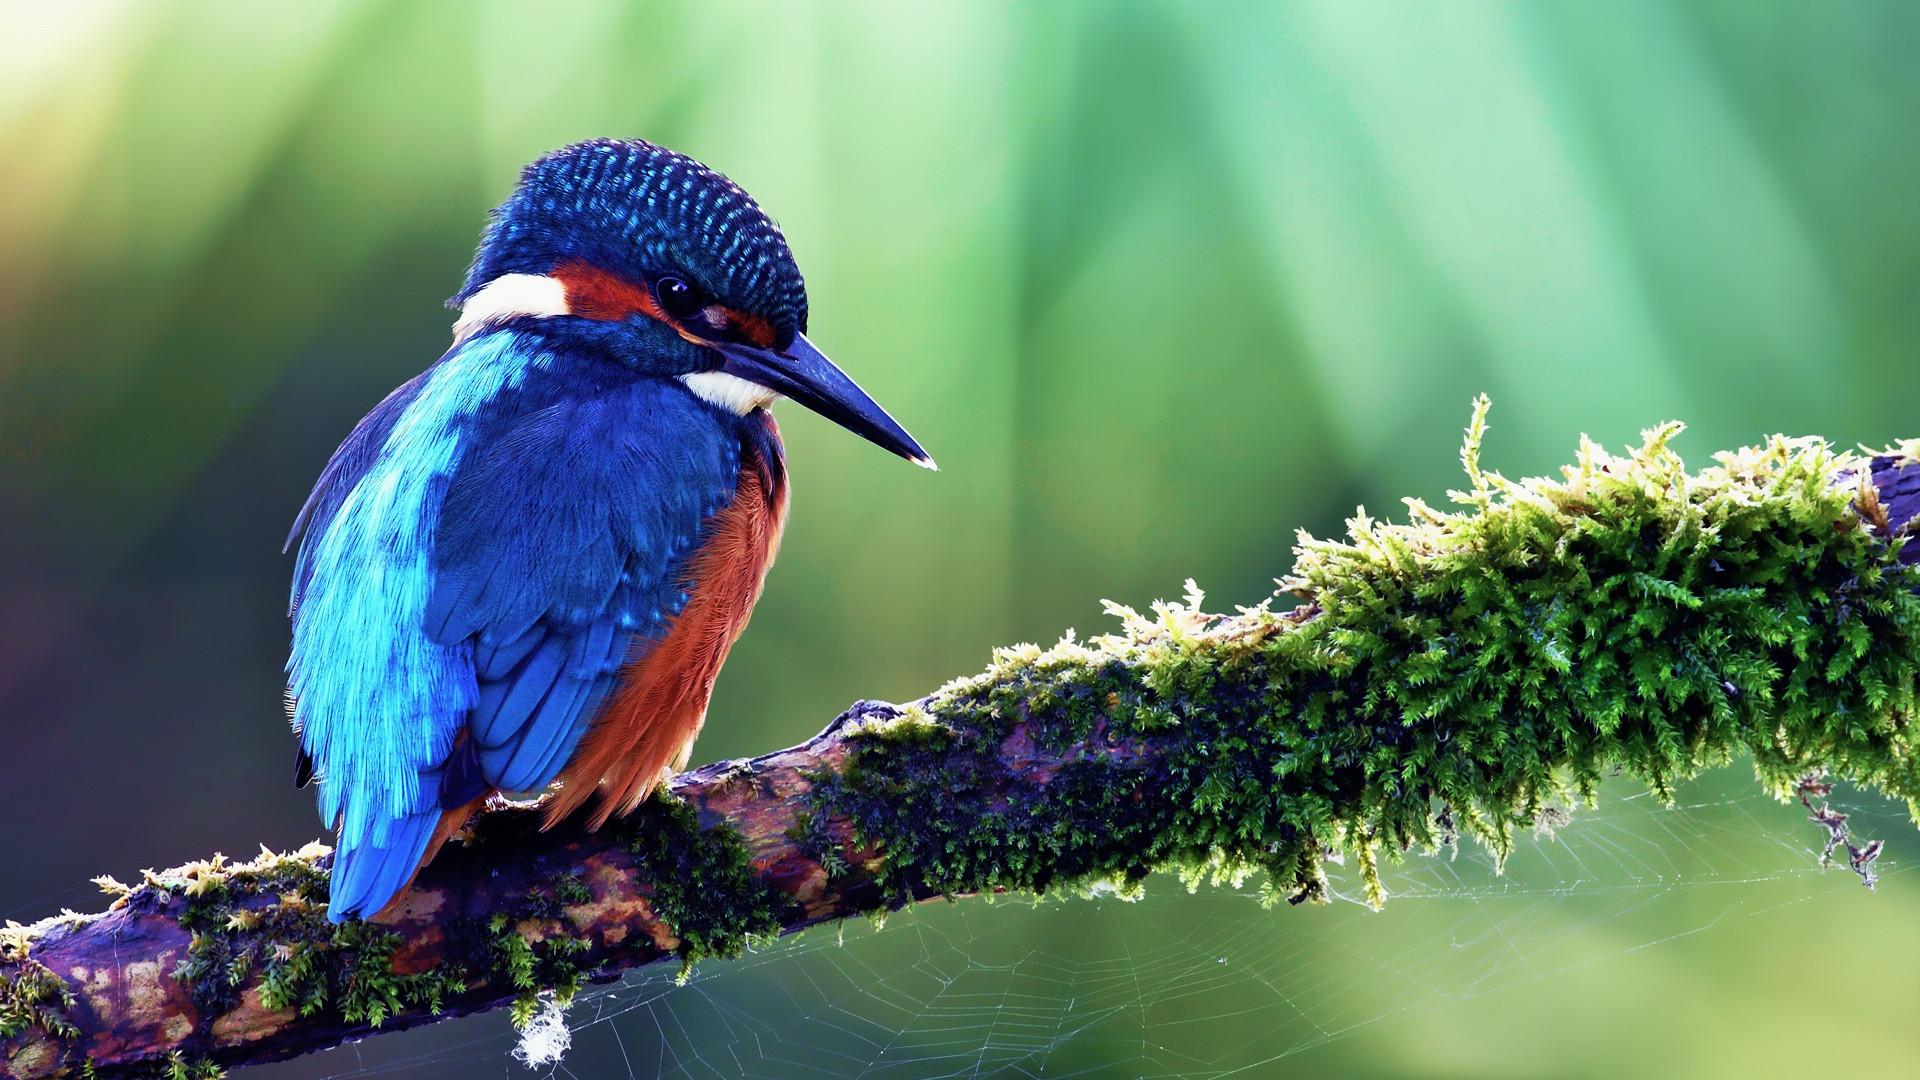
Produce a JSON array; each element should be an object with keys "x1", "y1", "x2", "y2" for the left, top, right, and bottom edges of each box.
[
  {"x1": 0, "y1": 956, "x2": 78, "y2": 1042},
  {"x1": 253, "y1": 920, "x2": 465, "y2": 1027},
  {"x1": 553, "y1": 874, "x2": 593, "y2": 907},
  {"x1": 844, "y1": 703, "x2": 953, "y2": 749},
  {"x1": 159, "y1": 839, "x2": 664, "y2": 1036},
  {"x1": 432, "y1": 800, "x2": 786, "y2": 1020},
  {"x1": 2, "y1": 916, "x2": 88, "y2": 1073},
  {"x1": 167, "y1": 849, "x2": 336, "y2": 1020},
  {"x1": 785, "y1": 809, "x2": 850, "y2": 880},
  {"x1": 814, "y1": 405, "x2": 1920, "y2": 910},
  {"x1": 610, "y1": 793, "x2": 785, "y2": 966},
  {"x1": 155, "y1": 1051, "x2": 225, "y2": 1080},
  {"x1": 152, "y1": 845, "x2": 473, "y2": 1032}
]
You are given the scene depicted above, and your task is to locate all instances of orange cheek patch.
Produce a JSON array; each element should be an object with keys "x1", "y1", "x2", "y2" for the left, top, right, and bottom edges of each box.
[
  {"x1": 552, "y1": 260, "x2": 778, "y2": 351},
  {"x1": 552, "y1": 259, "x2": 666, "y2": 322},
  {"x1": 724, "y1": 310, "x2": 777, "y2": 349}
]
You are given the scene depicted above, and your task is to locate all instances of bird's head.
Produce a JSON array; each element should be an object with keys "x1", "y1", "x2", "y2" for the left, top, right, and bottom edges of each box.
[{"x1": 450, "y1": 138, "x2": 931, "y2": 468}]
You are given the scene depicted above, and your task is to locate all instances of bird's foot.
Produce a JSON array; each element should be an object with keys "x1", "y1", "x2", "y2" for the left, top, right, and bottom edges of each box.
[{"x1": 814, "y1": 699, "x2": 906, "y2": 742}]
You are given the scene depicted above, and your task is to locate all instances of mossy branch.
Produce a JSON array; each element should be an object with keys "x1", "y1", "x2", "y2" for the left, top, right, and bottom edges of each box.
[{"x1": 8, "y1": 412, "x2": 1920, "y2": 1079}]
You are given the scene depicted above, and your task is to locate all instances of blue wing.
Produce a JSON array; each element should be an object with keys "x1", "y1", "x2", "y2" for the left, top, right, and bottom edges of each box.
[
  {"x1": 288, "y1": 334, "x2": 521, "y2": 922},
  {"x1": 422, "y1": 376, "x2": 742, "y2": 806},
  {"x1": 286, "y1": 365, "x2": 453, "y2": 921}
]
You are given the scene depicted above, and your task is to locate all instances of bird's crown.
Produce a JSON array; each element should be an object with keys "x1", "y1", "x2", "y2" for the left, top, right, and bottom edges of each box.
[
  {"x1": 454, "y1": 139, "x2": 806, "y2": 343},
  {"x1": 443, "y1": 138, "x2": 932, "y2": 468}
]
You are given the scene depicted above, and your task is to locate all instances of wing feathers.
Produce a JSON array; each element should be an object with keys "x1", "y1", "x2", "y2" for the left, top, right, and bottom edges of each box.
[
  {"x1": 475, "y1": 621, "x2": 628, "y2": 792},
  {"x1": 440, "y1": 736, "x2": 488, "y2": 809},
  {"x1": 470, "y1": 634, "x2": 570, "y2": 748},
  {"x1": 476, "y1": 620, "x2": 547, "y2": 681},
  {"x1": 327, "y1": 808, "x2": 437, "y2": 923}
]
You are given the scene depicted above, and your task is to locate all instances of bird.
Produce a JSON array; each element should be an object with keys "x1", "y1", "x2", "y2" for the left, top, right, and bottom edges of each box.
[{"x1": 285, "y1": 138, "x2": 932, "y2": 923}]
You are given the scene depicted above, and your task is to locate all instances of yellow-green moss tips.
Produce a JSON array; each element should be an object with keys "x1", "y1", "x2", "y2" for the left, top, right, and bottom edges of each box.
[{"x1": 816, "y1": 401, "x2": 1920, "y2": 909}]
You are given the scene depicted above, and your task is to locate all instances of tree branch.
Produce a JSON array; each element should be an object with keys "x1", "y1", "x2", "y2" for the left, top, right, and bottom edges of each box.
[{"x1": 8, "y1": 417, "x2": 1920, "y2": 1079}]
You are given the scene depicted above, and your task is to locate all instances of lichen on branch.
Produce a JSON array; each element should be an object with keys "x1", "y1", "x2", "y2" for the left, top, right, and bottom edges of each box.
[{"x1": 5, "y1": 402, "x2": 1920, "y2": 1079}]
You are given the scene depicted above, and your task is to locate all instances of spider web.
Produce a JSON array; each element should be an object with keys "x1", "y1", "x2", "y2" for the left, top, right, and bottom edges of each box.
[{"x1": 255, "y1": 768, "x2": 1912, "y2": 1079}]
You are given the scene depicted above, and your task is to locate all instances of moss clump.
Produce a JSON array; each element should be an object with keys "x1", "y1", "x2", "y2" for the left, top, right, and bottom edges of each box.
[
  {"x1": 256, "y1": 920, "x2": 467, "y2": 1027},
  {"x1": 552, "y1": 874, "x2": 593, "y2": 907},
  {"x1": 162, "y1": 845, "x2": 464, "y2": 1029},
  {"x1": 127, "y1": 1051, "x2": 225, "y2": 1080},
  {"x1": 814, "y1": 403, "x2": 1920, "y2": 909},
  {"x1": 166, "y1": 847, "x2": 337, "y2": 1020},
  {"x1": 166, "y1": 840, "x2": 638, "y2": 1033},
  {"x1": 785, "y1": 809, "x2": 850, "y2": 881},
  {"x1": 438, "y1": 869, "x2": 602, "y2": 1026},
  {"x1": 151, "y1": 797, "x2": 780, "y2": 1044},
  {"x1": 420, "y1": 798, "x2": 783, "y2": 1022},
  {"x1": 467, "y1": 911, "x2": 587, "y2": 1028},
  {"x1": 609, "y1": 793, "x2": 785, "y2": 966},
  {"x1": 0, "y1": 957, "x2": 78, "y2": 1043}
]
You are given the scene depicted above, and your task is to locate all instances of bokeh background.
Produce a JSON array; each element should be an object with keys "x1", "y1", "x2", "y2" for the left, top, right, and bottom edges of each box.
[{"x1": 5, "y1": 1, "x2": 1920, "y2": 1076}]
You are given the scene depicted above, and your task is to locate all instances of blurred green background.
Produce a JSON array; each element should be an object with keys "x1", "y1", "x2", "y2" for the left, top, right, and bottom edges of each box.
[{"x1": 4, "y1": 1, "x2": 1920, "y2": 1076}]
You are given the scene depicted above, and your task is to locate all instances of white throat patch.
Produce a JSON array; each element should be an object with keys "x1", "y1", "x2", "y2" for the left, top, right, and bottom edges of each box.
[
  {"x1": 452, "y1": 274, "x2": 571, "y2": 343},
  {"x1": 680, "y1": 371, "x2": 781, "y2": 415}
]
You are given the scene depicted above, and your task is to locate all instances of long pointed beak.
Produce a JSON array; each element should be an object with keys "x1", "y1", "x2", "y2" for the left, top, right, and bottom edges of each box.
[{"x1": 715, "y1": 332, "x2": 935, "y2": 469}]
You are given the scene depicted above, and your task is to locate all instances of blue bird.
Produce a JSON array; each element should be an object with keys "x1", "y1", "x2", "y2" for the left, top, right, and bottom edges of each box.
[{"x1": 286, "y1": 138, "x2": 932, "y2": 923}]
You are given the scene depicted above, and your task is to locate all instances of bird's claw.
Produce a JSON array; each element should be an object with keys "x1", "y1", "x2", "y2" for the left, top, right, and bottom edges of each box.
[{"x1": 814, "y1": 699, "x2": 904, "y2": 742}]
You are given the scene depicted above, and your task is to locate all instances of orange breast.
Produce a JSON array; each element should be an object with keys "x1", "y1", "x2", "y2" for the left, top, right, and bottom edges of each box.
[{"x1": 543, "y1": 412, "x2": 789, "y2": 830}]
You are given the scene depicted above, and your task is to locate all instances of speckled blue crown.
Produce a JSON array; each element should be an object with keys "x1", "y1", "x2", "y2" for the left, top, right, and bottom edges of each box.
[{"x1": 453, "y1": 138, "x2": 808, "y2": 339}]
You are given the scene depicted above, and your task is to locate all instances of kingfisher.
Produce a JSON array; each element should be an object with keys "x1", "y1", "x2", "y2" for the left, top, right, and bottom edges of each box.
[{"x1": 286, "y1": 138, "x2": 931, "y2": 923}]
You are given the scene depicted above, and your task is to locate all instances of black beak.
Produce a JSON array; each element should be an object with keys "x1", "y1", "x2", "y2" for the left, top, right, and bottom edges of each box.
[{"x1": 715, "y1": 332, "x2": 935, "y2": 469}]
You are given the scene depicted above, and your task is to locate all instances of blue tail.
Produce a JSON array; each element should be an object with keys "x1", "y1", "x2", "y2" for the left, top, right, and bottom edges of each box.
[{"x1": 327, "y1": 809, "x2": 438, "y2": 923}]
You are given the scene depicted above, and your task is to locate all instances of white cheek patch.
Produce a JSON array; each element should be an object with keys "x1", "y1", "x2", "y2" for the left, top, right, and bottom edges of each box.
[
  {"x1": 452, "y1": 274, "x2": 571, "y2": 343},
  {"x1": 680, "y1": 371, "x2": 781, "y2": 415}
]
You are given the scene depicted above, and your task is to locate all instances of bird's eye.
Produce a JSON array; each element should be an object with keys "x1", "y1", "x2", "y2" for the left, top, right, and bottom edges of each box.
[{"x1": 654, "y1": 276, "x2": 705, "y2": 320}]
